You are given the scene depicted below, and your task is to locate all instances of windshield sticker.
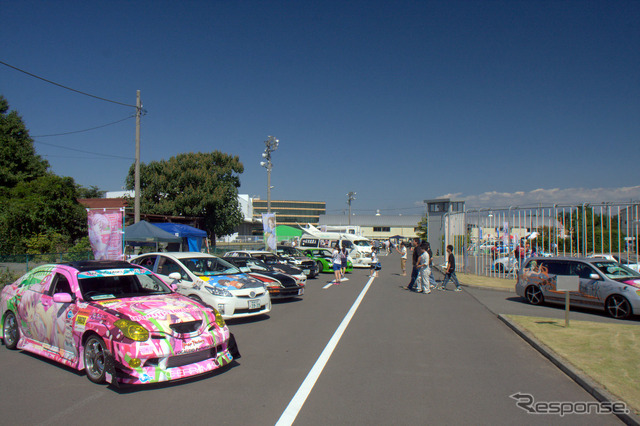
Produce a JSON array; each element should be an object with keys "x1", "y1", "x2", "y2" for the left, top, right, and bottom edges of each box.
[{"x1": 79, "y1": 268, "x2": 150, "y2": 279}]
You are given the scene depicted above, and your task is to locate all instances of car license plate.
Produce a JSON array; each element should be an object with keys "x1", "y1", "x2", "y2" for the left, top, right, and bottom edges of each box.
[
  {"x1": 303, "y1": 269, "x2": 310, "y2": 275},
  {"x1": 298, "y1": 288, "x2": 304, "y2": 296},
  {"x1": 248, "y1": 299, "x2": 261, "y2": 310}
]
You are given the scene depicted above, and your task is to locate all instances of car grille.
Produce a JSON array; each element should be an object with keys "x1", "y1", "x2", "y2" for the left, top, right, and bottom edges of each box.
[
  {"x1": 165, "y1": 344, "x2": 224, "y2": 368},
  {"x1": 169, "y1": 320, "x2": 202, "y2": 334}
]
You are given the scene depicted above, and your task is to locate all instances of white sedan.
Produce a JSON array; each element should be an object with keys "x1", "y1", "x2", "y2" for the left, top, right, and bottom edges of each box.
[{"x1": 131, "y1": 252, "x2": 271, "y2": 319}]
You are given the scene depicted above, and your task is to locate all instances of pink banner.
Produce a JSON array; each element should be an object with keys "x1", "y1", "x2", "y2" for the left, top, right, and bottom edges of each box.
[{"x1": 87, "y1": 208, "x2": 124, "y2": 260}]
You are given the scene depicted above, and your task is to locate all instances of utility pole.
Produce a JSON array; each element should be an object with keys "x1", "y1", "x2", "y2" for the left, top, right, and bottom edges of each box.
[
  {"x1": 134, "y1": 90, "x2": 141, "y2": 223},
  {"x1": 347, "y1": 192, "x2": 356, "y2": 225}
]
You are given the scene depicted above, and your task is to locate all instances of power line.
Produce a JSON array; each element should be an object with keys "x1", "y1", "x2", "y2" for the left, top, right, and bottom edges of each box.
[
  {"x1": 32, "y1": 114, "x2": 136, "y2": 137},
  {"x1": 34, "y1": 140, "x2": 135, "y2": 160},
  {"x1": 0, "y1": 60, "x2": 137, "y2": 108}
]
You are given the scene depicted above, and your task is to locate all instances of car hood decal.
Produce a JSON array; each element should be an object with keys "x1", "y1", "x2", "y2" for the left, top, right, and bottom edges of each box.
[
  {"x1": 195, "y1": 274, "x2": 265, "y2": 289},
  {"x1": 95, "y1": 294, "x2": 209, "y2": 332}
]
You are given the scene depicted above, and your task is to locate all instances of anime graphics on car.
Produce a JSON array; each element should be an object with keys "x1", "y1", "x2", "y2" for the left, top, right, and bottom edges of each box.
[
  {"x1": 130, "y1": 252, "x2": 271, "y2": 319},
  {"x1": 516, "y1": 256, "x2": 640, "y2": 319},
  {"x1": 222, "y1": 256, "x2": 305, "y2": 299},
  {"x1": 0, "y1": 261, "x2": 240, "y2": 386}
]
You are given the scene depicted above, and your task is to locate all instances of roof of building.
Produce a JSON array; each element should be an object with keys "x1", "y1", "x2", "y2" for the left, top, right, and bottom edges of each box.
[
  {"x1": 78, "y1": 198, "x2": 128, "y2": 209},
  {"x1": 319, "y1": 214, "x2": 422, "y2": 227}
]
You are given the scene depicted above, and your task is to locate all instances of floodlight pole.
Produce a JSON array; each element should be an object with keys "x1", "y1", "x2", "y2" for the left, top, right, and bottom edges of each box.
[
  {"x1": 260, "y1": 136, "x2": 279, "y2": 213},
  {"x1": 347, "y1": 192, "x2": 356, "y2": 226}
]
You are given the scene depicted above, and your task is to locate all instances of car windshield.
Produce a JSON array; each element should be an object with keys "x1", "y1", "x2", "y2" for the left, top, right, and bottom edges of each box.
[
  {"x1": 245, "y1": 258, "x2": 271, "y2": 272},
  {"x1": 353, "y1": 240, "x2": 370, "y2": 247},
  {"x1": 78, "y1": 269, "x2": 171, "y2": 300},
  {"x1": 593, "y1": 261, "x2": 640, "y2": 280},
  {"x1": 182, "y1": 257, "x2": 241, "y2": 276}
]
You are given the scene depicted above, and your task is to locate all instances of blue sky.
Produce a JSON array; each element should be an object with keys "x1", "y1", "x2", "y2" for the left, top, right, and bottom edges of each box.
[{"x1": 2, "y1": 0, "x2": 639, "y2": 215}]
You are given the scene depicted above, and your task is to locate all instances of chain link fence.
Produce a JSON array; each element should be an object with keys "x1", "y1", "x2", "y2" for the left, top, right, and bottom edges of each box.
[{"x1": 443, "y1": 202, "x2": 640, "y2": 279}]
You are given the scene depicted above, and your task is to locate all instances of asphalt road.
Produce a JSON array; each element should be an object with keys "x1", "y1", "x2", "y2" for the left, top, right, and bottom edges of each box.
[{"x1": 0, "y1": 253, "x2": 623, "y2": 425}]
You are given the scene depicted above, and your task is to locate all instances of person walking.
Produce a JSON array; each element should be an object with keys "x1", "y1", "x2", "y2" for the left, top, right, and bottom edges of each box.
[
  {"x1": 405, "y1": 238, "x2": 421, "y2": 290},
  {"x1": 424, "y1": 242, "x2": 437, "y2": 289},
  {"x1": 370, "y1": 250, "x2": 380, "y2": 277},
  {"x1": 415, "y1": 242, "x2": 431, "y2": 293},
  {"x1": 439, "y1": 244, "x2": 461, "y2": 291},
  {"x1": 331, "y1": 243, "x2": 342, "y2": 284},
  {"x1": 396, "y1": 242, "x2": 407, "y2": 276},
  {"x1": 340, "y1": 245, "x2": 349, "y2": 279}
]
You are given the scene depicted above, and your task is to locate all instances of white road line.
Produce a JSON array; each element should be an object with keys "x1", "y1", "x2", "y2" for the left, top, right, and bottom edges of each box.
[
  {"x1": 276, "y1": 276, "x2": 376, "y2": 426},
  {"x1": 322, "y1": 277, "x2": 350, "y2": 289}
]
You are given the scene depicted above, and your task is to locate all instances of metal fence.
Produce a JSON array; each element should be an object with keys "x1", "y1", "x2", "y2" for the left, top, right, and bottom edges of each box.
[{"x1": 443, "y1": 202, "x2": 640, "y2": 279}]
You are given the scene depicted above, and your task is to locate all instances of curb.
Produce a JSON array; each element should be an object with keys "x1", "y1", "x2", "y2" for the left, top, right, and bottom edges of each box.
[
  {"x1": 498, "y1": 314, "x2": 640, "y2": 425},
  {"x1": 460, "y1": 283, "x2": 516, "y2": 293}
]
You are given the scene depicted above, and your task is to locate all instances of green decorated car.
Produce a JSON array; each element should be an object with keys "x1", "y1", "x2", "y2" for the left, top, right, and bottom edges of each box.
[{"x1": 300, "y1": 248, "x2": 353, "y2": 273}]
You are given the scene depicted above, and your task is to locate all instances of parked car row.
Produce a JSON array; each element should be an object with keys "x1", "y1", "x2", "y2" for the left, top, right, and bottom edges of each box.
[
  {"x1": 0, "y1": 248, "x2": 353, "y2": 387},
  {"x1": 516, "y1": 256, "x2": 640, "y2": 319}
]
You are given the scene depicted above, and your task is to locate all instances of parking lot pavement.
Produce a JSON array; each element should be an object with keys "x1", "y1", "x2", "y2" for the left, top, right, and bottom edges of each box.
[{"x1": 0, "y1": 252, "x2": 625, "y2": 425}]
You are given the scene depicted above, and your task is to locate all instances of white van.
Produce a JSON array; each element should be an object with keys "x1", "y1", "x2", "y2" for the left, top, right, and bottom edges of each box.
[{"x1": 298, "y1": 228, "x2": 372, "y2": 267}]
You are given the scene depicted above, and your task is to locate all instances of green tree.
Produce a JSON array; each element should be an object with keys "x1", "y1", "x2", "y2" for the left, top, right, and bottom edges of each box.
[
  {"x1": 0, "y1": 96, "x2": 88, "y2": 254},
  {"x1": 0, "y1": 174, "x2": 88, "y2": 254},
  {"x1": 126, "y1": 151, "x2": 244, "y2": 241},
  {"x1": 415, "y1": 215, "x2": 428, "y2": 241},
  {"x1": 0, "y1": 96, "x2": 49, "y2": 188},
  {"x1": 76, "y1": 184, "x2": 105, "y2": 198}
]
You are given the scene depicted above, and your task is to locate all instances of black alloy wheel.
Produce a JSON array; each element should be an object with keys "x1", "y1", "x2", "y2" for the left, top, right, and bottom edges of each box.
[
  {"x1": 605, "y1": 295, "x2": 631, "y2": 319},
  {"x1": 524, "y1": 285, "x2": 544, "y2": 305}
]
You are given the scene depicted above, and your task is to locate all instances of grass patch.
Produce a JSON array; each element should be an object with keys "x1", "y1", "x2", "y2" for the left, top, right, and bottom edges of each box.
[
  {"x1": 506, "y1": 315, "x2": 640, "y2": 414},
  {"x1": 457, "y1": 272, "x2": 515, "y2": 290}
]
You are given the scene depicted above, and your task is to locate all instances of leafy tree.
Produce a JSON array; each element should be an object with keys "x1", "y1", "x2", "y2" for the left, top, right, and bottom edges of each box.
[
  {"x1": 126, "y1": 151, "x2": 244, "y2": 241},
  {"x1": 76, "y1": 184, "x2": 105, "y2": 198},
  {"x1": 0, "y1": 96, "x2": 88, "y2": 255},
  {"x1": 0, "y1": 96, "x2": 49, "y2": 188},
  {"x1": 0, "y1": 174, "x2": 88, "y2": 254},
  {"x1": 415, "y1": 215, "x2": 428, "y2": 241}
]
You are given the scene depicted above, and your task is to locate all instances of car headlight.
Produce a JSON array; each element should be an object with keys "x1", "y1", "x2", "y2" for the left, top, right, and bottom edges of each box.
[
  {"x1": 205, "y1": 285, "x2": 233, "y2": 297},
  {"x1": 114, "y1": 319, "x2": 149, "y2": 342},
  {"x1": 212, "y1": 309, "x2": 226, "y2": 328}
]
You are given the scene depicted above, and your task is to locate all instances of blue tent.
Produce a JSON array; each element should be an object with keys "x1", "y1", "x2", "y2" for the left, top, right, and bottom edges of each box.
[{"x1": 153, "y1": 223, "x2": 207, "y2": 252}]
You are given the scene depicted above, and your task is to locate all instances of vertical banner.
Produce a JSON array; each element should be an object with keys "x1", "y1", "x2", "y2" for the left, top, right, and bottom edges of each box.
[
  {"x1": 262, "y1": 213, "x2": 277, "y2": 251},
  {"x1": 502, "y1": 221, "x2": 510, "y2": 248},
  {"x1": 87, "y1": 208, "x2": 124, "y2": 260}
]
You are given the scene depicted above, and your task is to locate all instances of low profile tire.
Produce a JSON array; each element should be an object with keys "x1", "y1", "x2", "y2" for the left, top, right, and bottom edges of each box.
[
  {"x1": 317, "y1": 261, "x2": 324, "y2": 274},
  {"x1": 3, "y1": 311, "x2": 20, "y2": 349},
  {"x1": 605, "y1": 295, "x2": 631, "y2": 320},
  {"x1": 84, "y1": 335, "x2": 108, "y2": 384},
  {"x1": 524, "y1": 285, "x2": 544, "y2": 305}
]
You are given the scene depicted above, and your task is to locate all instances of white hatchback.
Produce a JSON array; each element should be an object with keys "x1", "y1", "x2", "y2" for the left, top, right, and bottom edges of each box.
[{"x1": 130, "y1": 252, "x2": 271, "y2": 319}]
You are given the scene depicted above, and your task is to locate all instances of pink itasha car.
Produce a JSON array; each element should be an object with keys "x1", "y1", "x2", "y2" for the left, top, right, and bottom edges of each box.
[{"x1": 0, "y1": 260, "x2": 240, "y2": 386}]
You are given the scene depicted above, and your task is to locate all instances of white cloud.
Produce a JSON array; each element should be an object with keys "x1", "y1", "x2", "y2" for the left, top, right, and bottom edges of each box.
[{"x1": 436, "y1": 186, "x2": 640, "y2": 209}]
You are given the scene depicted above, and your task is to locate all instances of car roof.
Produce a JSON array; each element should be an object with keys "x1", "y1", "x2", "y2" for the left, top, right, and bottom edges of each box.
[
  {"x1": 133, "y1": 252, "x2": 218, "y2": 259},
  {"x1": 525, "y1": 256, "x2": 616, "y2": 263},
  {"x1": 61, "y1": 260, "x2": 138, "y2": 272}
]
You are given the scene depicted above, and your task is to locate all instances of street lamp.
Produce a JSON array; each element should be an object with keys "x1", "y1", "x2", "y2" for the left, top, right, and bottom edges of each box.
[
  {"x1": 347, "y1": 192, "x2": 356, "y2": 226},
  {"x1": 260, "y1": 136, "x2": 279, "y2": 213}
]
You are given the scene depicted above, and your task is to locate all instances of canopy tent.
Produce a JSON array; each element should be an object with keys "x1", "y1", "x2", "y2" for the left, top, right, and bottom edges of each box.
[
  {"x1": 275, "y1": 225, "x2": 303, "y2": 241},
  {"x1": 153, "y1": 223, "x2": 207, "y2": 252},
  {"x1": 124, "y1": 220, "x2": 181, "y2": 251}
]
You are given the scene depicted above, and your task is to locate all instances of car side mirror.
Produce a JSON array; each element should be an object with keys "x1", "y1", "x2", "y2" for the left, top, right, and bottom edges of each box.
[
  {"x1": 53, "y1": 293, "x2": 73, "y2": 303},
  {"x1": 170, "y1": 283, "x2": 178, "y2": 291},
  {"x1": 589, "y1": 273, "x2": 601, "y2": 280},
  {"x1": 168, "y1": 272, "x2": 182, "y2": 282}
]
